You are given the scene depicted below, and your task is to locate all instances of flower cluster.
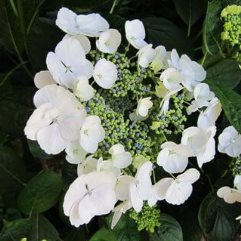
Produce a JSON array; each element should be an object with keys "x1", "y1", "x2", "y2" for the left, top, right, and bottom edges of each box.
[
  {"x1": 221, "y1": 4, "x2": 241, "y2": 61},
  {"x1": 24, "y1": 7, "x2": 241, "y2": 231}
]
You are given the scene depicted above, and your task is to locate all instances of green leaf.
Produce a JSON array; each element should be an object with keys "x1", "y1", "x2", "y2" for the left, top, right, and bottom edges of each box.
[
  {"x1": 149, "y1": 213, "x2": 183, "y2": 241},
  {"x1": 18, "y1": 170, "x2": 63, "y2": 214},
  {"x1": 206, "y1": 84, "x2": 241, "y2": 133},
  {"x1": 206, "y1": 59, "x2": 241, "y2": 89},
  {"x1": 0, "y1": 219, "x2": 31, "y2": 241},
  {"x1": 0, "y1": 215, "x2": 60, "y2": 241},
  {"x1": 173, "y1": 0, "x2": 207, "y2": 25},
  {"x1": 143, "y1": 17, "x2": 194, "y2": 57},
  {"x1": 90, "y1": 227, "x2": 117, "y2": 241},
  {"x1": 198, "y1": 192, "x2": 241, "y2": 241},
  {"x1": 28, "y1": 215, "x2": 61, "y2": 241},
  {"x1": 106, "y1": 213, "x2": 141, "y2": 241},
  {"x1": 203, "y1": 0, "x2": 223, "y2": 55}
]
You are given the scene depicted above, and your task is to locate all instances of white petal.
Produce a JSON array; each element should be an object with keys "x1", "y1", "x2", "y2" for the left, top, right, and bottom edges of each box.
[
  {"x1": 96, "y1": 29, "x2": 121, "y2": 54},
  {"x1": 34, "y1": 71, "x2": 56, "y2": 89},
  {"x1": 136, "y1": 97, "x2": 153, "y2": 117},
  {"x1": 93, "y1": 59, "x2": 117, "y2": 89},
  {"x1": 56, "y1": 7, "x2": 78, "y2": 35},
  {"x1": 76, "y1": 13, "x2": 109, "y2": 37},
  {"x1": 24, "y1": 103, "x2": 53, "y2": 140},
  {"x1": 217, "y1": 186, "x2": 241, "y2": 204},
  {"x1": 177, "y1": 168, "x2": 200, "y2": 184},
  {"x1": 165, "y1": 181, "x2": 193, "y2": 205},
  {"x1": 63, "y1": 34, "x2": 91, "y2": 54},
  {"x1": 125, "y1": 19, "x2": 147, "y2": 49},
  {"x1": 116, "y1": 175, "x2": 134, "y2": 201},
  {"x1": 74, "y1": 76, "x2": 95, "y2": 101},
  {"x1": 36, "y1": 123, "x2": 68, "y2": 154}
]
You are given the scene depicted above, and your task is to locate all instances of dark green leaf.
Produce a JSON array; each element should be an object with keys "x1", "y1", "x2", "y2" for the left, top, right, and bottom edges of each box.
[
  {"x1": 18, "y1": 170, "x2": 63, "y2": 214},
  {"x1": 143, "y1": 17, "x2": 194, "y2": 57},
  {"x1": 198, "y1": 192, "x2": 241, "y2": 241},
  {"x1": 0, "y1": 219, "x2": 31, "y2": 241},
  {"x1": 203, "y1": 0, "x2": 223, "y2": 55},
  {"x1": 206, "y1": 59, "x2": 241, "y2": 89},
  {"x1": 28, "y1": 215, "x2": 61, "y2": 241},
  {"x1": 90, "y1": 227, "x2": 117, "y2": 241},
  {"x1": 149, "y1": 213, "x2": 183, "y2": 241},
  {"x1": 206, "y1": 84, "x2": 241, "y2": 133},
  {"x1": 0, "y1": 215, "x2": 61, "y2": 241},
  {"x1": 106, "y1": 213, "x2": 141, "y2": 241},
  {"x1": 173, "y1": 0, "x2": 207, "y2": 25}
]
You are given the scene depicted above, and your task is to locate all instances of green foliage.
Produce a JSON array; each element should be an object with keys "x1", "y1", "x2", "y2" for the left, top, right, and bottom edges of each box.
[
  {"x1": 0, "y1": 215, "x2": 60, "y2": 241},
  {"x1": 18, "y1": 170, "x2": 63, "y2": 214},
  {"x1": 198, "y1": 192, "x2": 241, "y2": 241},
  {"x1": 149, "y1": 214, "x2": 183, "y2": 241},
  {"x1": 90, "y1": 228, "x2": 117, "y2": 241},
  {"x1": 208, "y1": 84, "x2": 241, "y2": 133},
  {"x1": 203, "y1": 0, "x2": 223, "y2": 55},
  {"x1": 206, "y1": 58, "x2": 241, "y2": 89},
  {"x1": 173, "y1": 0, "x2": 207, "y2": 25},
  {"x1": 143, "y1": 17, "x2": 194, "y2": 56}
]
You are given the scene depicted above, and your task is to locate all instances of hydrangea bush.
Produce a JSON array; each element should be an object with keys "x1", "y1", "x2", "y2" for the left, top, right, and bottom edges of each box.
[
  {"x1": 24, "y1": 5, "x2": 241, "y2": 234},
  {"x1": 1, "y1": 0, "x2": 241, "y2": 240}
]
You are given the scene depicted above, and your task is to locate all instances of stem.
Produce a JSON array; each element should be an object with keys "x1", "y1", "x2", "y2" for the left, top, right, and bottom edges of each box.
[
  {"x1": 0, "y1": 61, "x2": 28, "y2": 88},
  {"x1": 200, "y1": 168, "x2": 214, "y2": 192},
  {"x1": 0, "y1": 163, "x2": 26, "y2": 187},
  {"x1": 109, "y1": 0, "x2": 119, "y2": 14},
  {"x1": 201, "y1": 51, "x2": 208, "y2": 66},
  {"x1": 7, "y1": 22, "x2": 33, "y2": 78}
]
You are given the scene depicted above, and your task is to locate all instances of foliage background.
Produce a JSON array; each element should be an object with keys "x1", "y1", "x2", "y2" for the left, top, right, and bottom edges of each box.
[{"x1": 0, "y1": 0, "x2": 241, "y2": 240}]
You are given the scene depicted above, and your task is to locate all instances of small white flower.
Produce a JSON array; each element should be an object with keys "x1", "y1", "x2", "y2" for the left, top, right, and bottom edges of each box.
[
  {"x1": 187, "y1": 83, "x2": 215, "y2": 114},
  {"x1": 217, "y1": 186, "x2": 241, "y2": 204},
  {"x1": 197, "y1": 97, "x2": 222, "y2": 130},
  {"x1": 63, "y1": 34, "x2": 91, "y2": 54},
  {"x1": 157, "y1": 142, "x2": 193, "y2": 173},
  {"x1": 65, "y1": 141, "x2": 87, "y2": 164},
  {"x1": 129, "y1": 161, "x2": 153, "y2": 212},
  {"x1": 234, "y1": 175, "x2": 241, "y2": 191},
  {"x1": 153, "y1": 168, "x2": 200, "y2": 205},
  {"x1": 24, "y1": 85, "x2": 86, "y2": 154},
  {"x1": 137, "y1": 44, "x2": 156, "y2": 68},
  {"x1": 73, "y1": 76, "x2": 95, "y2": 101},
  {"x1": 168, "y1": 49, "x2": 206, "y2": 91},
  {"x1": 46, "y1": 38, "x2": 93, "y2": 88},
  {"x1": 160, "y1": 67, "x2": 183, "y2": 92},
  {"x1": 93, "y1": 59, "x2": 118, "y2": 89},
  {"x1": 218, "y1": 126, "x2": 241, "y2": 157},
  {"x1": 109, "y1": 144, "x2": 132, "y2": 169},
  {"x1": 136, "y1": 97, "x2": 153, "y2": 117},
  {"x1": 179, "y1": 55, "x2": 206, "y2": 91},
  {"x1": 150, "y1": 46, "x2": 168, "y2": 72},
  {"x1": 79, "y1": 115, "x2": 105, "y2": 153},
  {"x1": 56, "y1": 7, "x2": 109, "y2": 37},
  {"x1": 181, "y1": 126, "x2": 216, "y2": 168},
  {"x1": 34, "y1": 71, "x2": 56, "y2": 89},
  {"x1": 125, "y1": 19, "x2": 147, "y2": 49},
  {"x1": 96, "y1": 29, "x2": 121, "y2": 54},
  {"x1": 63, "y1": 171, "x2": 117, "y2": 227}
]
